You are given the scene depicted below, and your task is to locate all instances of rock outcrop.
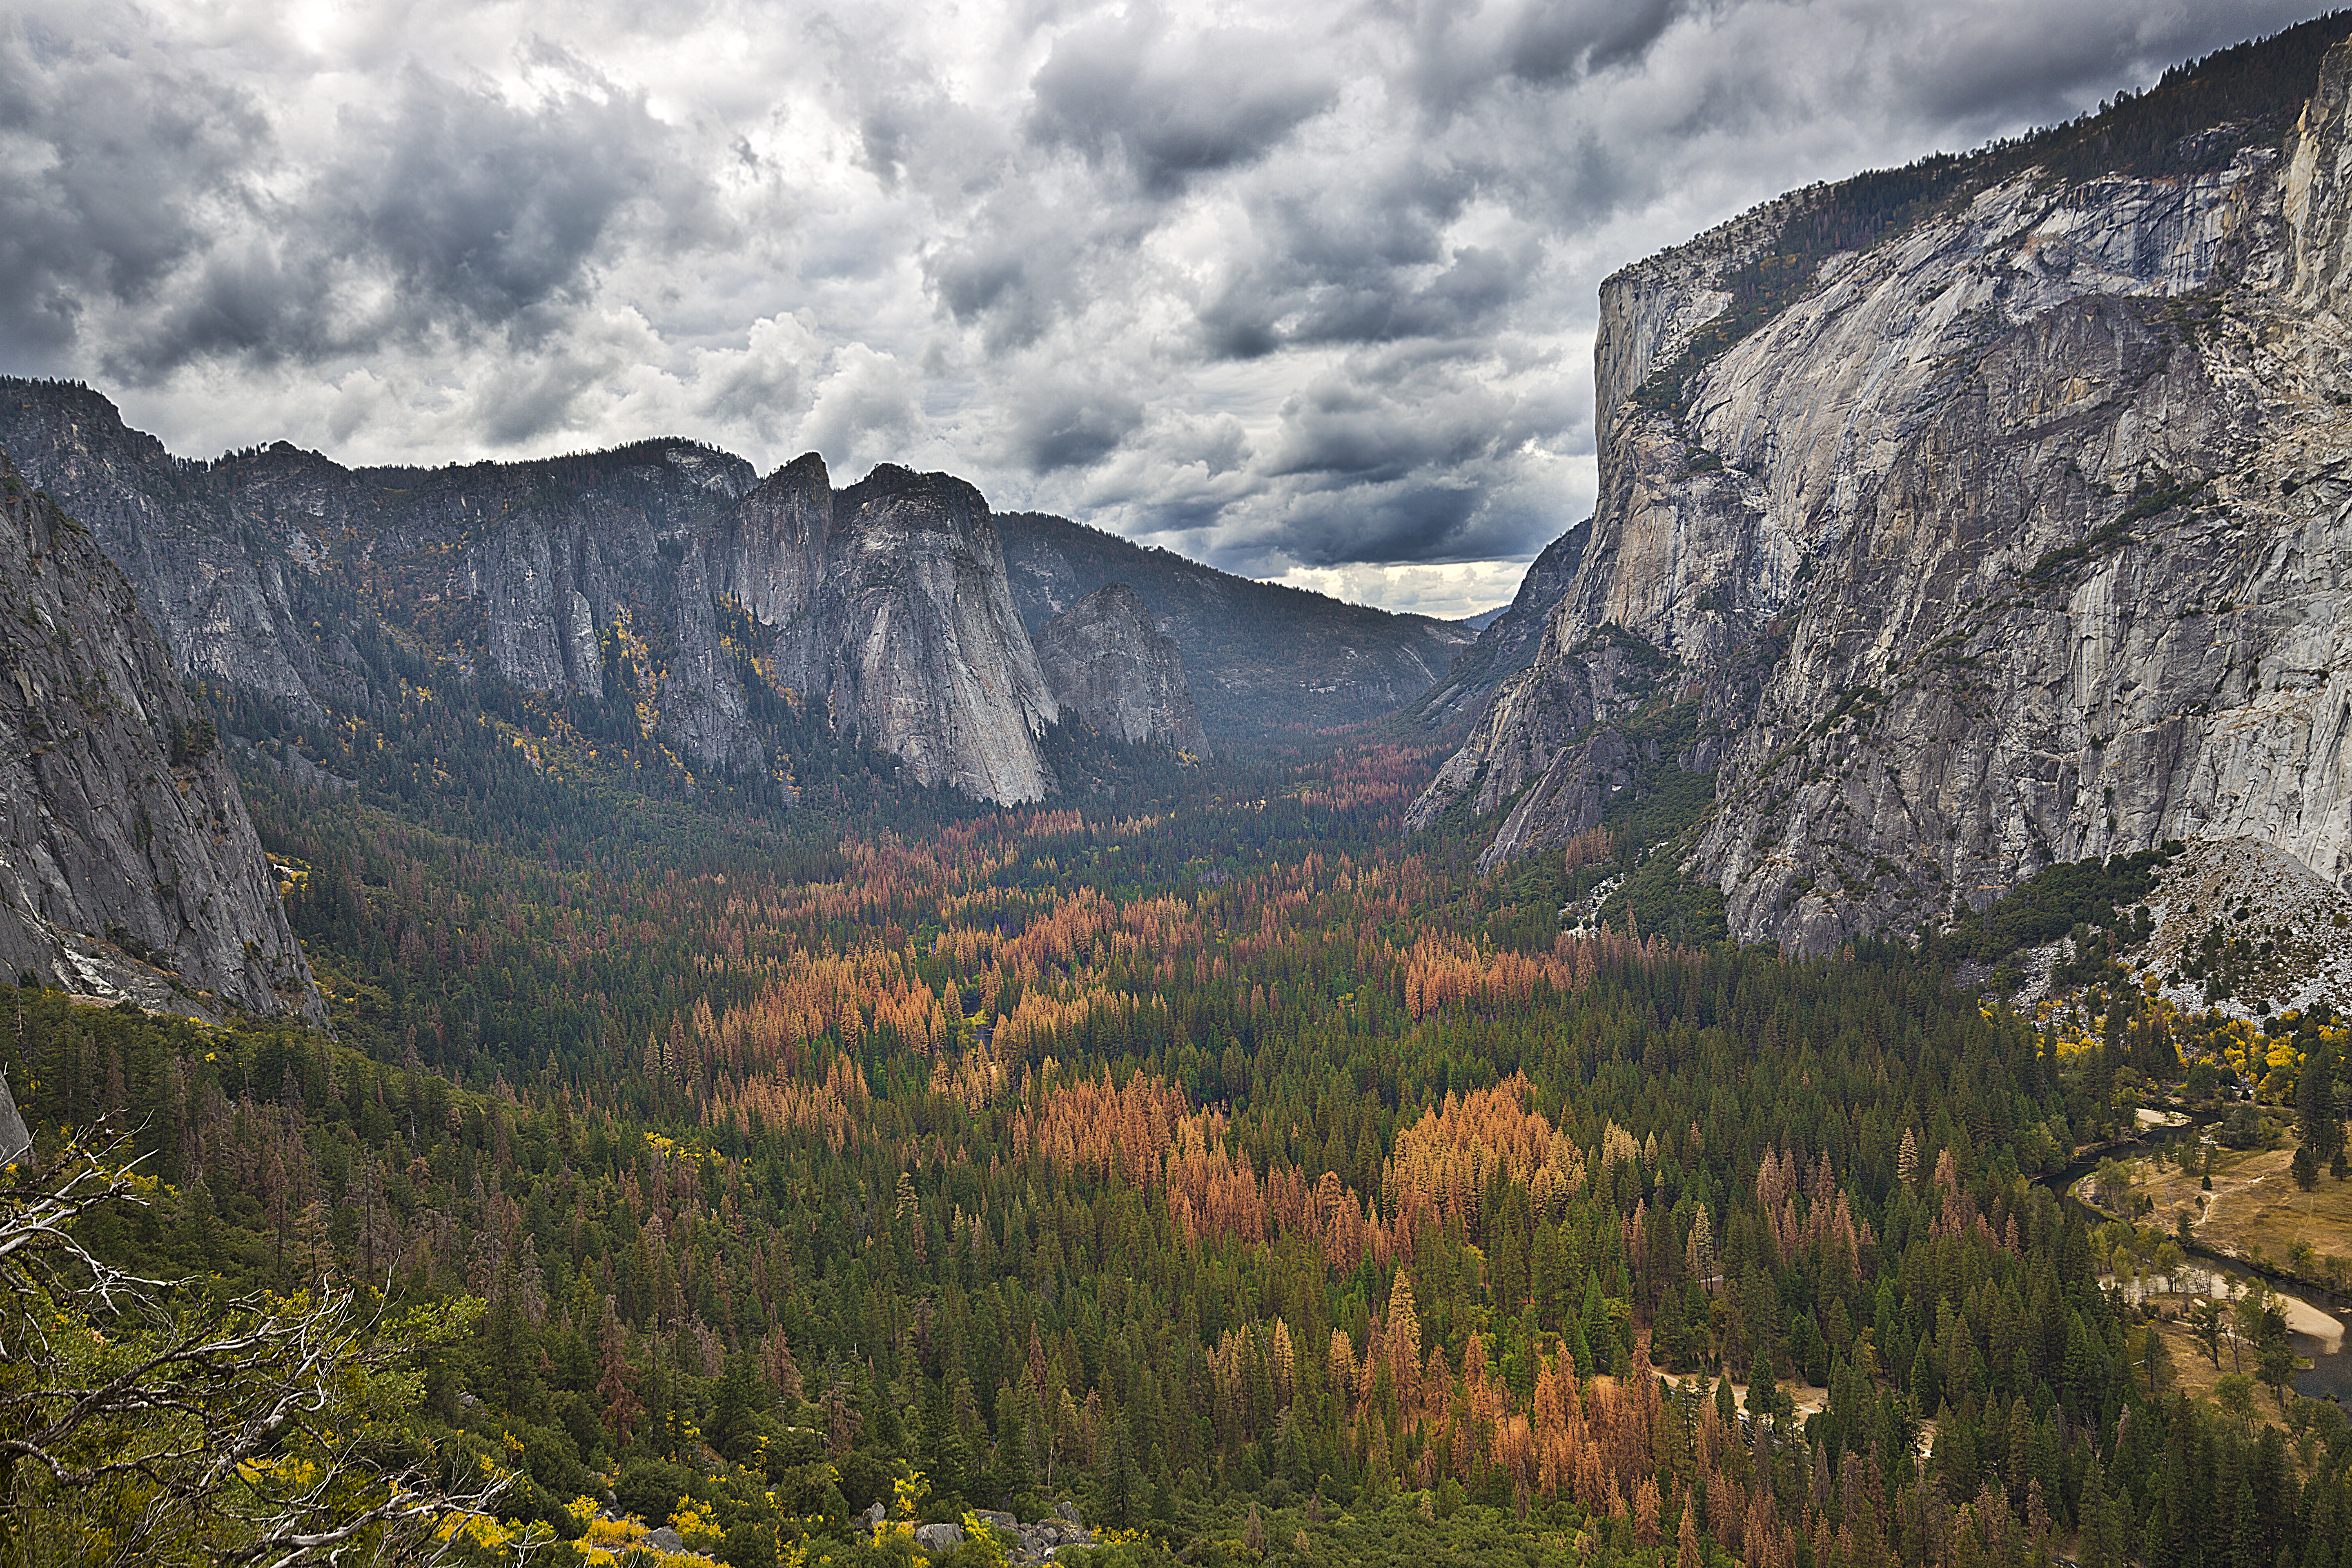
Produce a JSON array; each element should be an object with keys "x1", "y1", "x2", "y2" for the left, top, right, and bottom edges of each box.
[
  {"x1": 995, "y1": 511, "x2": 1473, "y2": 744},
  {"x1": 1034, "y1": 583, "x2": 1211, "y2": 755},
  {"x1": 0, "y1": 453, "x2": 320, "y2": 1018},
  {"x1": 844, "y1": 1506, "x2": 1093, "y2": 1566},
  {"x1": 716, "y1": 452, "x2": 831, "y2": 628},
  {"x1": 1413, "y1": 17, "x2": 2352, "y2": 951},
  {"x1": 771, "y1": 465, "x2": 1060, "y2": 803},
  {"x1": 0, "y1": 1068, "x2": 27, "y2": 1163}
]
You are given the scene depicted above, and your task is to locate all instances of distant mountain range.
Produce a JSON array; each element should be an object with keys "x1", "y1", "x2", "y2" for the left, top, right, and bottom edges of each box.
[
  {"x1": 0, "y1": 383, "x2": 1519, "y2": 816},
  {"x1": 994, "y1": 511, "x2": 1476, "y2": 740}
]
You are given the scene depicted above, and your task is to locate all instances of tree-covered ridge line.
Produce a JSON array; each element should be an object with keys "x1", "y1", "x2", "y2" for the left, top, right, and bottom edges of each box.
[{"x1": 1632, "y1": 11, "x2": 2352, "y2": 414}]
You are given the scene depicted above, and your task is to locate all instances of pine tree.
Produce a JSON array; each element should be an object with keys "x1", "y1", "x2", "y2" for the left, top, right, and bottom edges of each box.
[
  {"x1": 994, "y1": 1401, "x2": 1035, "y2": 1508},
  {"x1": 1387, "y1": 1270, "x2": 1423, "y2": 1390},
  {"x1": 1679, "y1": 1497, "x2": 1704, "y2": 1568},
  {"x1": 2296, "y1": 1039, "x2": 2343, "y2": 1167}
]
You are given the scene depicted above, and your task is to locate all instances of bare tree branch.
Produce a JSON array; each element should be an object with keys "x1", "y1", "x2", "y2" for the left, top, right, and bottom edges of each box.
[{"x1": 0, "y1": 1129, "x2": 514, "y2": 1567}]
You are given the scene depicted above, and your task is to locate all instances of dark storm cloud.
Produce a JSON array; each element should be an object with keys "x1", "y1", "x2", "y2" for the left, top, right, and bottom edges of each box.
[
  {"x1": 1205, "y1": 461, "x2": 1551, "y2": 578},
  {"x1": 932, "y1": 247, "x2": 1028, "y2": 321},
  {"x1": 1404, "y1": 0, "x2": 1699, "y2": 114},
  {"x1": 1188, "y1": 157, "x2": 1497, "y2": 363},
  {"x1": 1285, "y1": 481, "x2": 1482, "y2": 566},
  {"x1": 924, "y1": 215, "x2": 1067, "y2": 352},
  {"x1": 0, "y1": 27, "x2": 272, "y2": 366},
  {"x1": 1007, "y1": 380, "x2": 1146, "y2": 472},
  {"x1": 1504, "y1": 0, "x2": 1693, "y2": 83},
  {"x1": 5, "y1": 0, "x2": 2337, "y2": 616},
  {"x1": 1264, "y1": 364, "x2": 1539, "y2": 490},
  {"x1": 1287, "y1": 243, "x2": 1534, "y2": 347},
  {"x1": 338, "y1": 69, "x2": 704, "y2": 337},
  {"x1": 0, "y1": 17, "x2": 713, "y2": 392},
  {"x1": 1027, "y1": 9, "x2": 1338, "y2": 193},
  {"x1": 1898, "y1": 13, "x2": 2261, "y2": 132}
]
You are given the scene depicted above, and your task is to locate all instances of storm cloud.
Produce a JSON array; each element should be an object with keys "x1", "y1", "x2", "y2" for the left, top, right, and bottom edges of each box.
[{"x1": 0, "y1": 0, "x2": 2323, "y2": 616}]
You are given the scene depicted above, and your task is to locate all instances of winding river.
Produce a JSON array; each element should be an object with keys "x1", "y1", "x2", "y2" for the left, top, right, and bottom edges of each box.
[{"x1": 2041, "y1": 1118, "x2": 2351, "y2": 1402}]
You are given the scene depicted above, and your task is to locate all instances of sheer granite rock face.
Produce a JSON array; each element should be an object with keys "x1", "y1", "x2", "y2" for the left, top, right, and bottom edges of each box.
[
  {"x1": 1034, "y1": 584, "x2": 1211, "y2": 756},
  {"x1": 0, "y1": 392, "x2": 1072, "y2": 805},
  {"x1": 1414, "y1": 29, "x2": 2352, "y2": 953},
  {"x1": 0, "y1": 391, "x2": 770, "y2": 773},
  {"x1": 715, "y1": 452, "x2": 832, "y2": 629},
  {"x1": 769, "y1": 465, "x2": 1062, "y2": 803},
  {"x1": 0, "y1": 385, "x2": 356, "y2": 714},
  {"x1": 0, "y1": 454, "x2": 320, "y2": 1019}
]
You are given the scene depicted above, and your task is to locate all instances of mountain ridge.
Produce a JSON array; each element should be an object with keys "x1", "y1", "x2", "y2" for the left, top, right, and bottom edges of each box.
[
  {"x1": 0, "y1": 383, "x2": 1477, "y2": 802},
  {"x1": 993, "y1": 510, "x2": 1475, "y2": 744}
]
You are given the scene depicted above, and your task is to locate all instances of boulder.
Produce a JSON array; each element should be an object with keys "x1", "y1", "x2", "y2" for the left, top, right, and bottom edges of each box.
[{"x1": 915, "y1": 1522, "x2": 965, "y2": 1553}]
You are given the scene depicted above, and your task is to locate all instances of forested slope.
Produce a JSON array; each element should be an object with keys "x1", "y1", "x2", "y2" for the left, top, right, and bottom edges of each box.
[{"x1": 9, "y1": 722, "x2": 2348, "y2": 1568}]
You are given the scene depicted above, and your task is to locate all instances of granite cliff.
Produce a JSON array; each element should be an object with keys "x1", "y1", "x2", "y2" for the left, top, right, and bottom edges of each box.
[
  {"x1": 1033, "y1": 583, "x2": 1211, "y2": 756},
  {"x1": 0, "y1": 453, "x2": 319, "y2": 1018},
  {"x1": 1413, "y1": 17, "x2": 2352, "y2": 951},
  {"x1": 0, "y1": 386, "x2": 1471, "y2": 804},
  {"x1": 770, "y1": 465, "x2": 1060, "y2": 803},
  {"x1": 0, "y1": 392, "x2": 1067, "y2": 804}
]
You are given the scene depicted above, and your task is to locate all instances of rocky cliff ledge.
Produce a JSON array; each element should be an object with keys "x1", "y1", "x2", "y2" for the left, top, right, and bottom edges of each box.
[
  {"x1": 1034, "y1": 583, "x2": 1211, "y2": 756},
  {"x1": 0, "y1": 453, "x2": 319, "y2": 1018},
  {"x1": 1413, "y1": 19, "x2": 2352, "y2": 952}
]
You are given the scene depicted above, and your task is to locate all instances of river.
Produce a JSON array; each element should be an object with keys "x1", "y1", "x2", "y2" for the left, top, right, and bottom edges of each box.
[{"x1": 2043, "y1": 1118, "x2": 2351, "y2": 1403}]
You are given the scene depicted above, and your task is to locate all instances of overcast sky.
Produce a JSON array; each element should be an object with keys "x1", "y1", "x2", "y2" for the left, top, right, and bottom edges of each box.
[{"x1": 0, "y1": 1, "x2": 2320, "y2": 617}]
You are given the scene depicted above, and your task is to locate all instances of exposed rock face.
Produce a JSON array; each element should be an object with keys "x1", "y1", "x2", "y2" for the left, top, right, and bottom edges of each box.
[
  {"x1": 0, "y1": 386, "x2": 357, "y2": 713},
  {"x1": 0, "y1": 390, "x2": 1071, "y2": 806},
  {"x1": 716, "y1": 452, "x2": 831, "y2": 628},
  {"x1": 0, "y1": 1068, "x2": 27, "y2": 1163},
  {"x1": 995, "y1": 511, "x2": 1473, "y2": 744},
  {"x1": 0, "y1": 453, "x2": 320, "y2": 1018},
  {"x1": 772, "y1": 466, "x2": 1060, "y2": 803},
  {"x1": 0, "y1": 392, "x2": 768, "y2": 770},
  {"x1": 1034, "y1": 584, "x2": 1211, "y2": 755},
  {"x1": 1414, "y1": 20, "x2": 2352, "y2": 951},
  {"x1": 1405, "y1": 519, "x2": 1589, "y2": 731}
]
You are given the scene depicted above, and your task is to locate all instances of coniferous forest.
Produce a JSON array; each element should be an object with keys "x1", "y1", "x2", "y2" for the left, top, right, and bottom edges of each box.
[
  {"x1": 17, "y1": 9, "x2": 2352, "y2": 1568},
  {"x1": 7, "y1": 659, "x2": 2352, "y2": 1568}
]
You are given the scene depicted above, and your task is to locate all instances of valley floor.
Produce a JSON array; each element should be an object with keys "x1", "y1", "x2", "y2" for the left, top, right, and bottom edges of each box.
[{"x1": 2125, "y1": 1146, "x2": 2352, "y2": 1296}]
